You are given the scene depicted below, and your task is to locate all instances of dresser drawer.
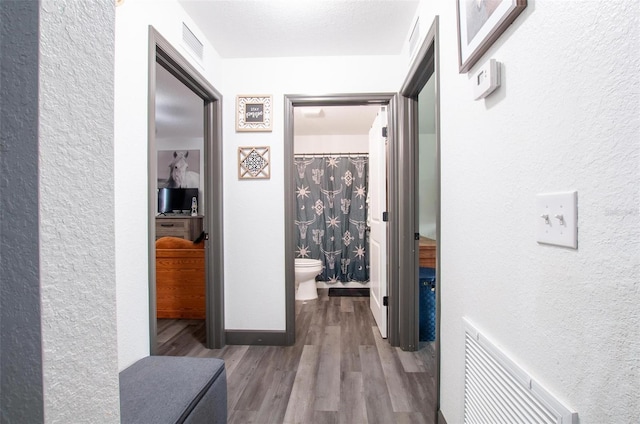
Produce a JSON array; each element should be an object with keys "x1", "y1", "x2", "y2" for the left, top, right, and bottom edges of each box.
[
  {"x1": 156, "y1": 219, "x2": 189, "y2": 239},
  {"x1": 155, "y1": 216, "x2": 203, "y2": 241}
]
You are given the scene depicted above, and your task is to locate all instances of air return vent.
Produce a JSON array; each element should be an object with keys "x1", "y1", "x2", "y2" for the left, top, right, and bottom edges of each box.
[
  {"x1": 464, "y1": 319, "x2": 578, "y2": 424},
  {"x1": 182, "y1": 22, "x2": 203, "y2": 62}
]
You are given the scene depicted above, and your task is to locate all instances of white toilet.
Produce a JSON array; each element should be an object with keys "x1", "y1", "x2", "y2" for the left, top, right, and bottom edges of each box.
[{"x1": 294, "y1": 258, "x2": 323, "y2": 300}]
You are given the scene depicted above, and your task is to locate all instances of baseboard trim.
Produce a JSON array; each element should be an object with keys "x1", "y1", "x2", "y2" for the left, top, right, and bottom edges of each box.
[
  {"x1": 437, "y1": 409, "x2": 448, "y2": 424},
  {"x1": 225, "y1": 330, "x2": 288, "y2": 346}
]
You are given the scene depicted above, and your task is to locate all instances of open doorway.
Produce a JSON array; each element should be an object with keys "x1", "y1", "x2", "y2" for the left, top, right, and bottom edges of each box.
[
  {"x1": 283, "y1": 94, "x2": 399, "y2": 345},
  {"x1": 292, "y1": 105, "x2": 389, "y2": 335},
  {"x1": 147, "y1": 27, "x2": 225, "y2": 352},
  {"x1": 400, "y1": 17, "x2": 441, "y2": 421}
]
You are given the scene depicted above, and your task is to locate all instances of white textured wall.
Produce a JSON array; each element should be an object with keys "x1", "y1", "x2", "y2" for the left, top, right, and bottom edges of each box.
[
  {"x1": 38, "y1": 0, "x2": 119, "y2": 421},
  {"x1": 114, "y1": 0, "x2": 223, "y2": 369},
  {"x1": 221, "y1": 56, "x2": 404, "y2": 330},
  {"x1": 411, "y1": 1, "x2": 640, "y2": 422}
]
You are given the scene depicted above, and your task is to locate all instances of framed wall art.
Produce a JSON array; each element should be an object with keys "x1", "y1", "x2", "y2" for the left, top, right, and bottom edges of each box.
[
  {"x1": 238, "y1": 146, "x2": 270, "y2": 179},
  {"x1": 457, "y1": 0, "x2": 527, "y2": 73},
  {"x1": 236, "y1": 95, "x2": 272, "y2": 132}
]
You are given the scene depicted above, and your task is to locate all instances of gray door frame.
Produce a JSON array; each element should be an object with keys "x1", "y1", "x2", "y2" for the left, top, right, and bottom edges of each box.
[
  {"x1": 283, "y1": 94, "x2": 401, "y2": 346},
  {"x1": 148, "y1": 26, "x2": 225, "y2": 351},
  {"x1": 399, "y1": 17, "x2": 442, "y2": 421}
]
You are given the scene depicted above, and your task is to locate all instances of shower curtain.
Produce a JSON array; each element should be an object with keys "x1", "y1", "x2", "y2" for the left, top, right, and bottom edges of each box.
[{"x1": 294, "y1": 155, "x2": 369, "y2": 283}]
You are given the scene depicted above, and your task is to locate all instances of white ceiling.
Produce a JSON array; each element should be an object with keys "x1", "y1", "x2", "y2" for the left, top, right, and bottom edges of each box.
[
  {"x1": 156, "y1": 1, "x2": 423, "y2": 139},
  {"x1": 178, "y1": 0, "x2": 420, "y2": 59}
]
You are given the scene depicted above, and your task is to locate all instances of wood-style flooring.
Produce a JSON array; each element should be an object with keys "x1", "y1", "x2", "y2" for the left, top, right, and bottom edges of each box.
[{"x1": 157, "y1": 289, "x2": 437, "y2": 424}]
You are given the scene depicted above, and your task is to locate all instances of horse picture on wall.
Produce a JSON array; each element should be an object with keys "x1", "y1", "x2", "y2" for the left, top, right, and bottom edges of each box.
[{"x1": 158, "y1": 150, "x2": 200, "y2": 188}]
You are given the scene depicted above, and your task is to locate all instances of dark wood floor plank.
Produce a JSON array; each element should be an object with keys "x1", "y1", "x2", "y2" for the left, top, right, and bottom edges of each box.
[
  {"x1": 255, "y1": 370, "x2": 297, "y2": 424},
  {"x1": 353, "y1": 300, "x2": 376, "y2": 346},
  {"x1": 372, "y1": 326, "x2": 417, "y2": 412},
  {"x1": 234, "y1": 346, "x2": 283, "y2": 411},
  {"x1": 225, "y1": 346, "x2": 270, "y2": 412},
  {"x1": 313, "y1": 410, "x2": 339, "y2": 424},
  {"x1": 338, "y1": 371, "x2": 368, "y2": 424},
  {"x1": 314, "y1": 325, "x2": 341, "y2": 411},
  {"x1": 359, "y1": 345, "x2": 396, "y2": 424},
  {"x1": 283, "y1": 344, "x2": 320, "y2": 424},
  {"x1": 305, "y1": 298, "x2": 329, "y2": 346},
  {"x1": 227, "y1": 409, "x2": 257, "y2": 424},
  {"x1": 325, "y1": 295, "x2": 341, "y2": 326},
  {"x1": 340, "y1": 301, "x2": 362, "y2": 373},
  {"x1": 394, "y1": 411, "x2": 434, "y2": 424},
  {"x1": 340, "y1": 296, "x2": 354, "y2": 313}
]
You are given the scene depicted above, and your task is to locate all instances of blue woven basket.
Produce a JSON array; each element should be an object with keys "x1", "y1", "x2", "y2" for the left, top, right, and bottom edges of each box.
[{"x1": 419, "y1": 267, "x2": 436, "y2": 342}]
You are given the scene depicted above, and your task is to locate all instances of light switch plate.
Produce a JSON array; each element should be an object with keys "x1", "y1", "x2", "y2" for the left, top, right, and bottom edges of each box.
[{"x1": 536, "y1": 191, "x2": 578, "y2": 249}]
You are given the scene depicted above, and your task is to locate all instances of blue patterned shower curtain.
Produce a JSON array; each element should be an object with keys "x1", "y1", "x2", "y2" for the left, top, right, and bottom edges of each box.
[{"x1": 294, "y1": 155, "x2": 369, "y2": 283}]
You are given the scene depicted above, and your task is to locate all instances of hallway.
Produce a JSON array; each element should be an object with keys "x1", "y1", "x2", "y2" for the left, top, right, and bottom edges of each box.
[{"x1": 158, "y1": 289, "x2": 437, "y2": 423}]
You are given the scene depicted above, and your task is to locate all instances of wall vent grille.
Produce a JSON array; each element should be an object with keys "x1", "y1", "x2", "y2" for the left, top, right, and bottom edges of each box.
[
  {"x1": 464, "y1": 319, "x2": 578, "y2": 424},
  {"x1": 182, "y1": 22, "x2": 203, "y2": 62}
]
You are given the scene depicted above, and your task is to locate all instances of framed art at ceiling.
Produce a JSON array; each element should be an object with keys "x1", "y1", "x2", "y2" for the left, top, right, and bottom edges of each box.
[
  {"x1": 456, "y1": 0, "x2": 527, "y2": 73},
  {"x1": 236, "y1": 95, "x2": 273, "y2": 132}
]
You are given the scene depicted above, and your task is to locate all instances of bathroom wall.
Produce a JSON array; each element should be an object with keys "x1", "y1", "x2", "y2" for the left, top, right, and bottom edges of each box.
[
  {"x1": 114, "y1": 0, "x2": 223, "y2": 370},
  {"x1": 411, "y1": 1, "x2": 639, "y2": 422},
  {"x1": 294, "y1": 134, "x2": 368, "y2": 154}
]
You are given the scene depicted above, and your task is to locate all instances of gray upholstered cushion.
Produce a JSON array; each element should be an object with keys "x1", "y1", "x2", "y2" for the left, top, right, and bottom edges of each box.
[{"x1": 119, "y1": 356, "x2": 226, "y2": 424}]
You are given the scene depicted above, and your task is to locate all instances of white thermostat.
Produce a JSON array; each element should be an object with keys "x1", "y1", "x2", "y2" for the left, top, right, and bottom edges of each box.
[{"x1": 473, "y1": 59, "x2": 501, "y2": 100}]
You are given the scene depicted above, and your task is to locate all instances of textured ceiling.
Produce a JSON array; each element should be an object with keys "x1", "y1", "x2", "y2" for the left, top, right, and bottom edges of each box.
[
  {"x1": 157, "y1": 1, "x2": 423, "y2": 139},
  {"x1": 178, "y1": 0, "x2": 420, "y2": 58}
]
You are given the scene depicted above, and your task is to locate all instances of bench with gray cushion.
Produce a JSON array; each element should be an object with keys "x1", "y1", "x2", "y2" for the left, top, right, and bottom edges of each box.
[{"x1": 119, "y1": 356, "x2": 227, "y2": 423}]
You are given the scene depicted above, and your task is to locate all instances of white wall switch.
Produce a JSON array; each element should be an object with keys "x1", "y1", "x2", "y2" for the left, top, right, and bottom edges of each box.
[
  {"x1": 536, "y1": 191, "x2": 578, "y2": 249},
  {"x1": 473, "y1": 59, "x2": 501, "y2": 100}
]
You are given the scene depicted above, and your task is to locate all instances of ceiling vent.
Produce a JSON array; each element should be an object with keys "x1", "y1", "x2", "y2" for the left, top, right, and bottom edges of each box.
[{"x1": 182, "y1": 22, "x2": 204, "y2": 62}]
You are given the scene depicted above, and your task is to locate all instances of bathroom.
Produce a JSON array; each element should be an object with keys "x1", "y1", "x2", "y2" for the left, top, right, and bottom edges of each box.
[{"x1": 293, "y1": 104, "x2": 384, "y2": 300}]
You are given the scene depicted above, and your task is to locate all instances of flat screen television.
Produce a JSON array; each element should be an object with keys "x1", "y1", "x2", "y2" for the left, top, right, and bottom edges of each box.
[{"x1": 158, "y1": 188, "x2": 198, "y2": 214}]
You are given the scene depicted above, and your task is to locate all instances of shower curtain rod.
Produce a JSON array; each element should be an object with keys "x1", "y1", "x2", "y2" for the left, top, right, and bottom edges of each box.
[{"x1": 294, "y1": 152, "x2": 368, "y2": 158}]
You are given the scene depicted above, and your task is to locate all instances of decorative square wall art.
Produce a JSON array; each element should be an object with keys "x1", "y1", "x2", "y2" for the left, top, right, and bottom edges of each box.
[
  {"x1": 457, "y1": 0, "x2": 527, "y2": 73},
  {"x1": 238, "y1": 146, "x2": 270, "y2": 179},
  {"x1": 236, "y1": 95, "x2": 273, "y2": 132}
]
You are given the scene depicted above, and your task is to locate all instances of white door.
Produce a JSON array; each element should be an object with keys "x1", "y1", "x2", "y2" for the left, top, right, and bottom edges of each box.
[{"x1": 368, "y1": 107, "x2": 388, "y2": 338}]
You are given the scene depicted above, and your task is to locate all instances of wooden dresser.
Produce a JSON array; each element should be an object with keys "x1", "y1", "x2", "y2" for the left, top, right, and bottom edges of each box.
[
  {"x1": 419, "y1": 237, "x2": 436, "y2": 268},
  {"x1": 155, "y1": 215, "x2": 203, "y2": 241},
  {"x1": 155, "y1": 237, "x2": 205, "y2": 319}
]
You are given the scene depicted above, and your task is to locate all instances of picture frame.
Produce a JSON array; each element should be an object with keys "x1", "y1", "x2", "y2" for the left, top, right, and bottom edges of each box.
[
  {"x1": 238, "y1": 146, "x2": 270, "y2": 179},
  {"x1": 236, "y1": 95, "x2": 273, "y2": 132},
  {"x1": 456, "y1": 0, "x2": 527, "y2": 73},
  {"x1": 157, "y1": 149, "x2": 201, "y2": 189}
]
